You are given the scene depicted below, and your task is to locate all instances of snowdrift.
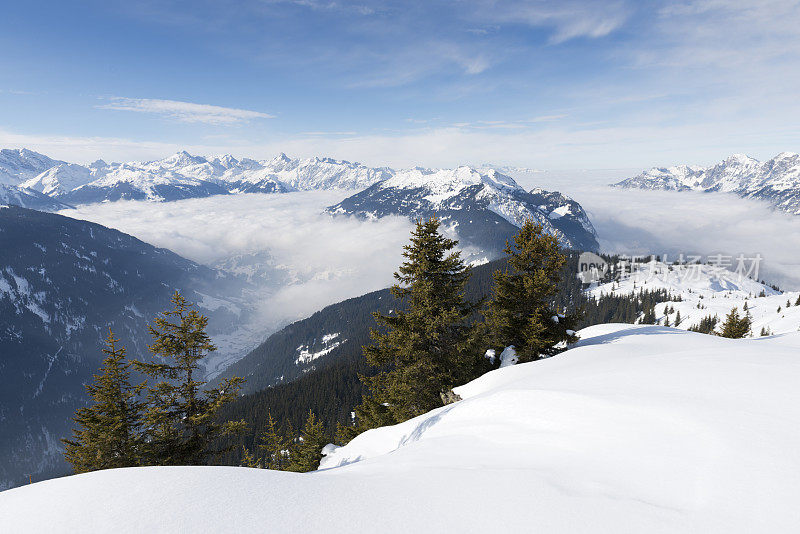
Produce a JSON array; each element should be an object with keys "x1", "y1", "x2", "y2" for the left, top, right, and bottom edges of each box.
[{"x1": 3, "y1": 324, "x2": 800, "y2": 533}]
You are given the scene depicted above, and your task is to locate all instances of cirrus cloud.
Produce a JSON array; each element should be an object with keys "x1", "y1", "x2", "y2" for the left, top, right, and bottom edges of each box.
[{"x1": 96, "y1": 97, "x2": 274, "y2": 125}]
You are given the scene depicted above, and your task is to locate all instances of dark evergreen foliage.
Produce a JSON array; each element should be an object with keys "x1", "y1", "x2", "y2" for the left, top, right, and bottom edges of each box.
[
  {"x1": 482, "y1": 221, "x2": 578, "y2": 363},
  {"x1": 133, "y1": 292, "x2": 247, "y2": 465},
  {"x1": 358, "y1": 217, "x2": 484, "y2": 426},
  {"x1": 688, "y1": 314, "x2": 720, "y2": 334},
  {"x1": 287, "y1": 411, "x2": 327, "y2": 472},
  {"x1": 719, "y1": 307, "x2": 752, "y2": 339},
  {"x1": 62, "y1": 330, "x2": 145, "y2": 473}
]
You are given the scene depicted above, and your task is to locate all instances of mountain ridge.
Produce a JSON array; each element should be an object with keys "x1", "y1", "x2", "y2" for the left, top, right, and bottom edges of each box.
[
  {"x1": 327, "y1": 166, "x2": 599, "y2": 255},
  {"x1": 615, "y1": 151, "x2": 800, "y2": 215}
]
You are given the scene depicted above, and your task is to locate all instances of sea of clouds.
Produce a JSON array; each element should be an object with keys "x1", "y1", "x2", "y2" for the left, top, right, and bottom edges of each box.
[
  {"x1": 512, "y1": 170, "x2": 800, "y2": 290},
  {"x1": 61, "y1": 191, "x2": 414, "y2": 333},
  {"x1": 62, "y1": 182, "x2": 800, "y2": 342}
]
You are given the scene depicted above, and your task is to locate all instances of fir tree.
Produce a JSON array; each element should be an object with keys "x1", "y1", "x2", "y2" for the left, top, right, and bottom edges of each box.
[
  {"x1": 287, "y1": 411, "x2": 327, "y2": 472},
  {"x1": 358, "y1": 217, "x2": 482, "y2": 425},
  {"x1": 482, "y1": 220, "x2": 579, "y2": 363},
  {"x1": 240, "y1": 446, "x2": 260, "y2": 468},
  {"x1": 719, "y1": 307, "x2": 751, "y2": 338},
  {"x1": 258, "y1": 411, "x2": 290, "y2": 470},
  {"x1": 640, "y1": 306, "x2": 656, "y2": 325},
  {"x1": 63, "y1": 330, "x2": 144, "y2": 473},
  {"x1": 796, "y1": 295, "x2": 800, "y2": 306},
  {"x1": 663, "y1": 315, "x2": 671, "y2": 327},
  {"x1": 134, "y1": 291, "x2": 246, "y2": 465},
  {"x1": 674, "y1": 310, "x2": 682, "y2": 326}
]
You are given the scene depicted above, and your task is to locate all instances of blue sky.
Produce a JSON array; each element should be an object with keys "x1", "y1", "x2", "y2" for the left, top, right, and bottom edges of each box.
[{"x1": 2, "y1": 0, "x2": 800, "y2": 170}]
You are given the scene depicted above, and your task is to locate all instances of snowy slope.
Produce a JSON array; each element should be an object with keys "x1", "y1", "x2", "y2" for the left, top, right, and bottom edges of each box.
[
  {"x1": 615, "y1": 152, "x2": 800, "y2": 215},
  {"x1": 0, "y1": 148, "x2": 63, "y2": 186},
  {"x1": 587, "y1": 260, "x2": 800, "y2": 335},
  {"x1": 20, "y1": 163, "x2": 93, "y2": 196},
  {"x1": 0, "y1": 184, "x2": 73, "y2": 211},
  {"x1": 4, "y1": 325, "x2": 800, "y2": 532},
  {"x1": 327, "y1": 166, "x2": 599, "y2": 255}
]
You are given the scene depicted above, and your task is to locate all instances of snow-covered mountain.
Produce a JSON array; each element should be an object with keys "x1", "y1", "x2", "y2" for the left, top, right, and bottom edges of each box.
[
  {"x1": 0, "y1": 206, "x2": 255, "y2": 490},
  {"x1": 5, "y1": 324, "x2": 800, "y2": 532},
  {"x1": 0, "y1": 183, "x2": 72, "y2": 211},
  {"x1": 587, "y1": 259, "x2": 799, "y2": 336},
  {"x1": 0, "y1": 149, "x2": 393, "y2": 205},
  {"x1": 258, "y1": 152, "x2": 393, "y2": 191},
  {"x1": 327, "y1": 166, "x2": 599, "y2": 255},
  {"x1": 0, "y1": 148, "x2": 64, "y2": 186},
  {"x1": 615, "y1": 152, "x2": 800, "y2": 215}
]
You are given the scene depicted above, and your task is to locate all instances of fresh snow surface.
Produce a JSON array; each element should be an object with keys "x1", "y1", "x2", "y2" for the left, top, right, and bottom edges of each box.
[
  {"x1": 587, "y1": 260, "x2": 800, "y2": 335},
  {"x1": 4, "y1": 325, "x2": 800, "y2": 532}
]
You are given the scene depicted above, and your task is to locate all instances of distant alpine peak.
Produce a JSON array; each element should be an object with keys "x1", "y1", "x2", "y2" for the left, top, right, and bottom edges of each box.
[
  {"x1": 615, "y1": 151, "x2": 800, "y2": 215},
  {"x1": 382, "y1": 165, "x2": 523, "y2": 197}
]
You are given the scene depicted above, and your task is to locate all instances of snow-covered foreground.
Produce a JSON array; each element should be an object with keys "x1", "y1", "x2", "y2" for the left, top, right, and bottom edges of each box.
[{"x1": 3, "y1": 324, "x2": 800, "y2": 533}]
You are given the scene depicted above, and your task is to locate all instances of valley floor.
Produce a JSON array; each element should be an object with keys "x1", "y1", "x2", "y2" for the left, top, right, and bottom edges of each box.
[{"x1": 3, "y1": 324, "x2": 799, "y2": 533}]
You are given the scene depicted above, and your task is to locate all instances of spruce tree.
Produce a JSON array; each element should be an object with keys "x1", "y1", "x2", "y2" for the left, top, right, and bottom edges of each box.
[
  {"x1": 63, "y1": 330, "x2": 144, "y2": 473},
  {"x1": 674, "y1": 310, "x2": 682, "y2": 326},
  {"x1": 240, "y1": 446, "x2": 260, "y2": 468},
  {"x1": 796, "y1": 295, "x2": 800, "y2": 306},
  {"x1": 258, "y1": 411, "x2": 290, "y2": 470},
  {"x1": 134, "y1": 291, "x2": 246, "y2": 465},
  {"x1": 287, "y1": 411, "x2": 327, "y2": 472},
  {"x1": 358, "y1": 217, "x2": 482, "y2": 424},
  {"x1": 719, "y1": 307, "x2": 751, "y2": 338},
  {"x1": 482, "y1": 220, "x2": 578, "y2": 363}
]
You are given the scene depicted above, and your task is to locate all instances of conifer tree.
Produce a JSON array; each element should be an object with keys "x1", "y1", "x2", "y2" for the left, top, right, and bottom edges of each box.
[
  {"x1": 796, "y1": 295, "x2": 800, "y2": 306},
  {"x1": 287, "y1": 411, "x2": 327, "y2": 472},
  {"x1": 63, "y1": 330, "x2": 144, "y2": 473},
  {"x1": 240, "y1": 446, "x2": 260, "y2": 468},
  {"x1": 482, "y1": 220, "x2": 579, "y2": 363},
  {"x1": 674, "y1": 310, "x2": 682, "y2": 326},
  {"x1": 719, "y1": 307, "x2": 751, "y2": 338},
  {"x1": 663, "y1": 315, "x2": 671, "y2": 327},
  {"x1": 358, "y1": 217, "x2": 482, "y2": 425},
  {"x1": 258, "y1": 411, "x2": 290, "y2": 470},
  {"x1": 640, "y1": 306, "x2": 657, "y2": 325},
  {"x1": 134, "y1": 292, "x2": 246, "y2": 465}
]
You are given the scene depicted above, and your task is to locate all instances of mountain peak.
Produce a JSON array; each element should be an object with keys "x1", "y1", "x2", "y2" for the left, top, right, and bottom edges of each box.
[{"x1": 615, "y1": 151, "x2": 800, "y2": 215}]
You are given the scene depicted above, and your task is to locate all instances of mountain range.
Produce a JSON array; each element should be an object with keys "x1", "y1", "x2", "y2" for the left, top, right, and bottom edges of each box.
[
  {"x1": 615, "y1": 152, "x2": 800, "y2": 215},
  {"x1": 0, "y1": 149, "x2": 392, "y2": 204},
  {"x1": 327, "y1": 166, "x2": 599, "y2": 255},
  {"x1": 0, "y1": 148, "x2": 599, "y2": 256}
]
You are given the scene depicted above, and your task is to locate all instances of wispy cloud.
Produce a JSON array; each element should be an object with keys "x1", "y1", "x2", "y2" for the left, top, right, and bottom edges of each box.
[
  {"x1": 300, "y1": 131, "x2": 358, "y2": 136},
  {"x1": 470, "y1": 0, "x2": 632, "y2": 44},
  {"x1": 96, "y1": 97, "x2": 274, "y2": 125}
]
